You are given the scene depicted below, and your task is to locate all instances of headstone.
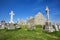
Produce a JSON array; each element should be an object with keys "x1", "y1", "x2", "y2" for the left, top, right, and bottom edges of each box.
[
  {"x1": 0, "y1": 20, "x2": 6, "y2": 29},
  {"x1": 0, "y1": 24, "x2": 2, "y2": 29},
  {"x1": 54, "y1": 24, "x2": 59, "y2": 31},
  {"x1": 16, "y1": 25, "x2": 21, "y2": 29},
  {"x1": 58, "y1": 25, "x2": 60, "y2": 29},
  {"x1": 16, "y1": 19, "x2": 21, "y2": 29},
  {"x1": 6, "y1": 23, "x2": 9, "y2": 29},
  {"x1": 7, "y1": 23, "x2": 15, "y2": 30},
  {"x1": 1, "y1": 25, "x2": 5, "y2": 29},
  {"x1": 26, "y1": 16, "x2": 36, "y2": 30},
  {"x1": 27, "y1": 23, "x2": 35, "y2": 30},
  {"x1": 27, "y1": 23, "x2": 31, "y2": 30},
  {"x1": 20, "y1": 19, "x2": 25, "y2": 25}
]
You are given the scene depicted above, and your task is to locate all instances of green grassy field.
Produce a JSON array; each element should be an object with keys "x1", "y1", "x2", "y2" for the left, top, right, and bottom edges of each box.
[{"x1": 0, "y1": 25, "x2": 60, "y2": 40}]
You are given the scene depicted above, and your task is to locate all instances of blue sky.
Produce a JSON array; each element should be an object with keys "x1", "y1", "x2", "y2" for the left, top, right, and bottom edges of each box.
[{"x1": 0, "y1": 0, "x2": 60, "y2": 24}]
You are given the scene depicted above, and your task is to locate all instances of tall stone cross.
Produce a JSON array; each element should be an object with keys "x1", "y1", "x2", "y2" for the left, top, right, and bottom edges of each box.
[
  {"x1": 45, "y1": 6, "x2": 50, "y2": 22},
  {"x1": 9, "y1": 11, "x2": 14, "y2": 23}
]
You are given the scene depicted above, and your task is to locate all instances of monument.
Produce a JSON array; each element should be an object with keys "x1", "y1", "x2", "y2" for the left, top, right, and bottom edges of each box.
[
  {"x1": 58, "y1": 25, "x2": 60, "y2": 29},
  {"x1": 0, "y1": 23, "x2": 1, "y2": 28},
  {"x1": 21, "y1": 19, "x2": 25, "y2": 25},
  {"x1": 26, "y1": 16, "x2": 36, "y2": 30},
  {"x1": 8, "y1": 11, "x2": 15, "y2": 30},
  {"x1": 16, "y1": 18, "x2": 21, "y2": 29},
  {"x1": 0, "y1": 20, "x2": 6, "y2": 29},
  {"x1": 9, "y1": 11, "x2": 14, "y2": 23},
  {"x1": 44, "y1": 6, "x2": 55, "y2": 32},
  {"x1": 54, "y1": 23, "x2": 59, "y2": 31}
]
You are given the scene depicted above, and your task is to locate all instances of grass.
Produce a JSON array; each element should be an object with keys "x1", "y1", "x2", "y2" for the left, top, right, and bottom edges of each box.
[{"x1": 0, "y1": 25, "x2": 60, "y2": 40}]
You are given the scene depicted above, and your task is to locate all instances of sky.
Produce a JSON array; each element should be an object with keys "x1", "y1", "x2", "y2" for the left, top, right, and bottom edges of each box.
[{"x1": 0, "y1": 0, "x2": 60, "y2": 24}]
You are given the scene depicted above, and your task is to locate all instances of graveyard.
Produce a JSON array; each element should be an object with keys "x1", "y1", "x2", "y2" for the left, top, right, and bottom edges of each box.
[
  {"x1": 0, "y1": 6, "x2": 60, "y2": 40},
  {"x1": 0, "y1": 25, "x2": 60, "y2": 40},
  {"x1": 0, "y1": 0, "x2": 60, "y2": 40}
]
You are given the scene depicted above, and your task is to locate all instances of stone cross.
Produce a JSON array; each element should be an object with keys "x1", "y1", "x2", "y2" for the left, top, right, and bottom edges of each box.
[
  {"x1": 44, "y1": 6, "x2": 55, "y2": 32},
  {"x1": 9, "y1": 11, "x2": 14, "y2": 23},
  {"x1": 46, "y1": 6, "x2": 49, "y2": 22}
]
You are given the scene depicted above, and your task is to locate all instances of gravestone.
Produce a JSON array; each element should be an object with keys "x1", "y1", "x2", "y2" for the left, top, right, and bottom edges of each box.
[
  {"x1": 0, "y1": 20, "x2": 6, "y2": 29},
  {"x1": 54, "y1": 24, "x2": 59, "y2": 31},
  {"x1": 7, "y1": 23, "x2": 15, "y2": 30},
  {"x1": 0, "y1": 24, "x2": 1, "y2": 28},
  {"x1": 57, "y1": 25, "x2": 60, "y2": 30},
  {"x1": 27, "y1": 23, "x2": 35, "y2": 30},
  {"x1": 26, "y1": 16, "x2": 36, "y2": 30},
  {"x1": 16, "y1": 19, "x2": 21, "y2": 29},
  {"x1": 6, "y1": 23, "x2": 9, "y2": 29},
  {"x1": 59, "y1": 25, "x2": 60, "y2": 29},
  {"x1": 1, "y1": 25, "x2": 5, "y2": 29},
  {"x1": 16, "y1": 24, "x2": 21, "y2": 29}
]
